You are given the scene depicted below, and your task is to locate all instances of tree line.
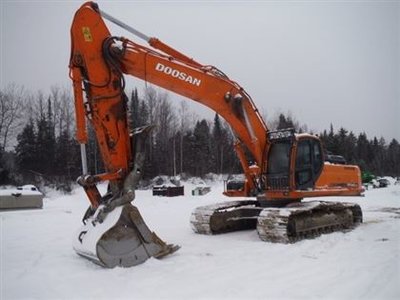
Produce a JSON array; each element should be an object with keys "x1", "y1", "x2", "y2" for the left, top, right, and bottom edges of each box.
[
  {"x1": 274, "y1": 114, "x2": 400, "y2": 178},
  {"x1": 319, "y1": 126, "x2": 400, "y2": 177},
  {"x1": 0, "y1": 85, "x2": 241, "y2": 189},
  {"x1": 0, "y1": 84, "x2": 399, "y2": 190},
  {"x1": 129, "y1": 86, "x2": 240, "y2": 180}
]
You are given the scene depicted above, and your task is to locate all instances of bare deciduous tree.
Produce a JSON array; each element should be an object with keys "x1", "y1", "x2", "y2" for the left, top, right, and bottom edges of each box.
[
  {"x1": 49, "y1": 85, "x2": 75, "y2": 137},
  {"x1": 0, "y1": 84, "x2": 27, "y2": 150},
  {"x1": 178, "y1": 101, "x2": 189, "y2": 174}
]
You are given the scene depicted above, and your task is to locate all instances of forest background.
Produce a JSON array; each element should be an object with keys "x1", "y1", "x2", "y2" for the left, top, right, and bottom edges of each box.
[{"x1": 1, "y1": 84, "x2": 399, "y2": 191}]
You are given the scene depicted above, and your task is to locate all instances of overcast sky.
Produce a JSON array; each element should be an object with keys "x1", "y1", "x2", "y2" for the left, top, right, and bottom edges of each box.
[{"x1": 1, "y1": 0, "x2": 399, "y2": 141}]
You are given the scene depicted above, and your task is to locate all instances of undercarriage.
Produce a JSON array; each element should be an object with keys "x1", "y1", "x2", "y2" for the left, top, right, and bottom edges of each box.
[{"x1": 191, "y1": 199, "x2": 362, "y2": 243}]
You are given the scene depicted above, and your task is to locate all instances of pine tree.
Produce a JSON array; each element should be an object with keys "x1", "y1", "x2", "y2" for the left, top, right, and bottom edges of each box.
[
  {"x1": 86, "y1": 126, "x2": 104, "y2": 175},
  {"x1": 277, "y1": 113, "x2": 294, "y2": 130},
  {"x1": 345, "y1": 131, "x2": 357, "y2": 163},
  {"x1": 386, "y1": 139, "x2": 400, "y2": 176},
  {"x1": 0, "y1": 147, "x2": 9, "y2": 184},
  {"x1": 45, "y1": 97, "x2": 56, "y2": 174},
  {"x1": 212, "y1": 114, "x2": 223, "y2": 173},
  {"x1": 336, "y1": 127, "x2": 348, "y2": 156},
  {"x1": 327, "y1": 124, "x2": 340, "y2": 154},
  {"x1": 54, "y1": 129, "x2": 80, "y2": 179},
  {"x1": 192, "y1": 120, "x2": 212, "y2": 176},
  {"x1": 15, "y1": 121, "x2": 37, "y2": 176},
  {"x1": 129, "y1": 88, "x2": 140, "y2": 129},
  {"x1": 183, "y1": 130, "x2": 197, "y2": 176}
]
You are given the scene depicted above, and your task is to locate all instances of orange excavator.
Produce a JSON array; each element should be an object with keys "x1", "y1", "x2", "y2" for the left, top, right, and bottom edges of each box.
[{"x1": 69, "y1": 2, "x2": 364, "y2": 268}]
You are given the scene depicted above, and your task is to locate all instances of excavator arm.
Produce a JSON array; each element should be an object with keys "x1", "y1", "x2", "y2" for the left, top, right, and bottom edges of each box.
[{"x1": 70, "y1": 3, "x2": 186, "y2": 267}]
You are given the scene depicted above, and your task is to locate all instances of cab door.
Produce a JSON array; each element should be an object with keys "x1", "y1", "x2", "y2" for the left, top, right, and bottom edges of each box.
[
  {"x1": 295, "y1": 138, "x2": 323, "y2": 190},
  {"x1": 266, "y1": 141, "x2": 291, "y2": 190}
]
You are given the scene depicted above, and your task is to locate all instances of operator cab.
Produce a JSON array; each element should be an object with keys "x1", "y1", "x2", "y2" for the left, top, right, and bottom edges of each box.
[{"x1": 266, "y1": 129, "x2": 324, "y2": 191}]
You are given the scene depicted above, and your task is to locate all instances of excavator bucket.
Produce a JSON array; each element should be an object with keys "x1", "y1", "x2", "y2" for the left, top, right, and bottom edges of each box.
[{"x1": 73, "y1": 202, "x2": 179, "y2": 268}]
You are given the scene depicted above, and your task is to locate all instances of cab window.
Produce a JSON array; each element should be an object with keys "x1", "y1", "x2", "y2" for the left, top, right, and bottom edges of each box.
[
  {"x1": 295, "y1": 139, "x2": 323, "y2": 189},
  {"x1": 267, "y1": 142, "x2": 291, "y2": 174}
]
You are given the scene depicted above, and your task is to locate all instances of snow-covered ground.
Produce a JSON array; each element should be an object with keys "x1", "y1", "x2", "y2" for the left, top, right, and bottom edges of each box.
[{"x1": 1, "y1": 179, "x2": 399, "y2": 299}]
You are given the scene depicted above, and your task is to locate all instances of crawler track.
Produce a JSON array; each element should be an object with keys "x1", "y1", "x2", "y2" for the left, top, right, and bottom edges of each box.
[
  {"x1": 191, "y1": 200, "x2": 362, "y2": 243},
  {"x1": 257, "y1": 201, "x2": 363, "y2": 243},
  {"x1": 190, "y1": 200, "x2": 262, "y2": 234}
]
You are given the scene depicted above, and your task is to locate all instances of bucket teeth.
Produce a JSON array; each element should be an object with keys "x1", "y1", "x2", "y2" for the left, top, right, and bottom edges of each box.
[{"x1": 74, "y1": 203, "x2": 179, "y2": 268}]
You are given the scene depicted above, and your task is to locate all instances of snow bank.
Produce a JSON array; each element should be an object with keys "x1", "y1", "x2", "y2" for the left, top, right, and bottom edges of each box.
[{"x1": 1, "y1": 181, "x2": 399, "y2": 299}]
